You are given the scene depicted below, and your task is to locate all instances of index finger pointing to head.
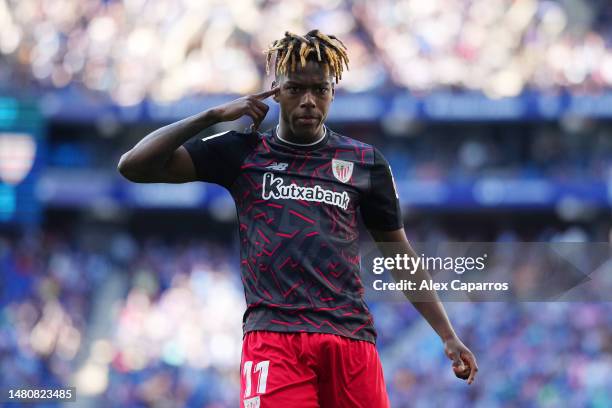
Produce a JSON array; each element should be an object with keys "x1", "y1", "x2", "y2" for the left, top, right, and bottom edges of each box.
[{"x1": 254, "y1": 86, "x2": 280, "y2": 99}]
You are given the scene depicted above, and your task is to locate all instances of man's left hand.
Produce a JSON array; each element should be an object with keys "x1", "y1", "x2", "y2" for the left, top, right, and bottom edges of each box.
[{"x1": 443, "y1": 336, "x2": 479, "y2": 385}]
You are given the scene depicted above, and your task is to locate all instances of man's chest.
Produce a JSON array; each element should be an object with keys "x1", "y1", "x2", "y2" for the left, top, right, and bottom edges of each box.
[{"x1": 234, "y1": 149, "x2": 370, "y2": 213}]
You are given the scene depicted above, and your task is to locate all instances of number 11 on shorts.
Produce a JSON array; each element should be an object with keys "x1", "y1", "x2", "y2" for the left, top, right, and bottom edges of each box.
[{"x1": 243, "y1": 360, "x2": 270, "y2": 397}]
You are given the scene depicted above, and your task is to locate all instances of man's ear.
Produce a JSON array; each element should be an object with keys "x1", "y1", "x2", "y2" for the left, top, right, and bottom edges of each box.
[{"x1": 272, "y1": 80, "x2": 280, "y2": 103}]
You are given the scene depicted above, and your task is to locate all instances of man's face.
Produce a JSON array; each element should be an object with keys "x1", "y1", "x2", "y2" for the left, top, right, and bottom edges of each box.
[{"x1": 272, "y1": 60, "x2": 335, "y2": 139}]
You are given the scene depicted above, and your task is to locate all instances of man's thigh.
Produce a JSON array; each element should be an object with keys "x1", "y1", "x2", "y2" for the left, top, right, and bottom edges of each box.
[
  {"x1": 315, "y1": 334, "x2": 390, "y2": 408},
  {"x1": 240, "y1": 331, "x2": 320, "y2": 408}
]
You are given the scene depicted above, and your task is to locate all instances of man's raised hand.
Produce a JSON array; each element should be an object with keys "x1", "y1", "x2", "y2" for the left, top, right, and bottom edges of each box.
[{"x1": 210, "y1": 86, "x2": 280, "y2": 131}]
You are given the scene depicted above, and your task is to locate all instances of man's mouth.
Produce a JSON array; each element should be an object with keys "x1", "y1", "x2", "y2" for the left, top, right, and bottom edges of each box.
[{"x1": 296, "y1": 116, "x2": 319, "y2": 125}]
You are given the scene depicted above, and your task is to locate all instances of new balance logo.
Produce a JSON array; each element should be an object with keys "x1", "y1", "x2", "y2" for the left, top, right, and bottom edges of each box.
[
  {"x1": 266, "y1": 162, "x2": 289, "y2": 171},
  {"x1": 262, "y1": 172, "x2": 350, "y2": 210}
]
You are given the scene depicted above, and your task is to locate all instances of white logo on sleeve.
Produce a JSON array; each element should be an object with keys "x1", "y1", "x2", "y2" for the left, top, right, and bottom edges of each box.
[
  {"x1": 389, "y1": 165, "x2": 399, "y2": 199},
  {"x1": 331, "y1": 159, "x2": 354, "y2": 183}
]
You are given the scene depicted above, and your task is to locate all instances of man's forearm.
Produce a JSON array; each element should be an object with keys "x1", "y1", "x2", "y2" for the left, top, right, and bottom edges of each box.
[
  {"x1": 118, "y1": 108, "x2": 219, "y2": 174},
  {"x1": 387, "y1": 242, "x2": 458, "y2": 341}
]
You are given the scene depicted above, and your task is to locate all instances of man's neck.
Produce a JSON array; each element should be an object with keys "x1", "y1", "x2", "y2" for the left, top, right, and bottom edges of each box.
[{"x1": 276, "y1": 123, "x2": 326, "y2": 146}]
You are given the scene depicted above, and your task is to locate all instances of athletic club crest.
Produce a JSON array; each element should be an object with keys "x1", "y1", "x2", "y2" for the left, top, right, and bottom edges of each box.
[{"x1": 331, "y1": 159, "x2": 354, "y2": 183}]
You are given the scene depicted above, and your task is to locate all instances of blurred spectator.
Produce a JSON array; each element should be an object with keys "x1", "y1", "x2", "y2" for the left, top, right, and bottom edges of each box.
[
  {"x1": 2, "y1": 0, "x2": 612, "y2": 104},
  {"x1": 1, "y1": 226, "x2": 611, "y2": 407}
]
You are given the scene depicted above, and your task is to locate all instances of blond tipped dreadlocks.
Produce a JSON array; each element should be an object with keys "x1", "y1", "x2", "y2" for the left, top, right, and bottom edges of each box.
[{"x1": 263, "y1": 29, "x2": 350, "y2": 84}]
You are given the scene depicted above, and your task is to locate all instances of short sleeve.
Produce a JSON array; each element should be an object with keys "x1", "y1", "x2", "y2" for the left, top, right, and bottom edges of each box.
[
  {"x1": 182, "y1": 130, "x2": 255, "y2": 188},
  {"x1": 360, "y1": 148, "x2": 403, "y2": 231}
]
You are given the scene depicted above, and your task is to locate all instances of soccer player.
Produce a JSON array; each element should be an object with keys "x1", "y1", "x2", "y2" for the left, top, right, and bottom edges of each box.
[{"x1": 118, "y1": 29, "x2": 478, "y2": 407}]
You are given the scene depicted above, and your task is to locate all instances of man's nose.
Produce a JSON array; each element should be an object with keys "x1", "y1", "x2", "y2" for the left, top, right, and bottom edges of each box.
[{"x1": 300, "y1": 90, "x2": 316, "y2": 108}]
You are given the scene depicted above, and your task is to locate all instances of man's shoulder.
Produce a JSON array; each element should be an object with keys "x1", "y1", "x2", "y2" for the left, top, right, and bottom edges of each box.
[
  {"x1": 326, "y1": 128, "x2": 377, "y2": 165},
  {"x1": 199, "y1": 129, "x2": 261, "y2": 144},
  {"x1": 185, "y1": 128, "x2": 263, "y2": 170}
]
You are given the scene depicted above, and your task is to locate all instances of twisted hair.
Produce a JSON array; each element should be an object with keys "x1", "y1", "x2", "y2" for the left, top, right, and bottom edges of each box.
[{"x1": 263, "y1": 29, "x2": 349, "y2": 84}]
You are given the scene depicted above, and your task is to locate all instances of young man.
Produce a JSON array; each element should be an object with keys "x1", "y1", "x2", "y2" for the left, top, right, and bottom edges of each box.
[{"x1": 118, "y1": 30, "x2": 478, "y2": 407}]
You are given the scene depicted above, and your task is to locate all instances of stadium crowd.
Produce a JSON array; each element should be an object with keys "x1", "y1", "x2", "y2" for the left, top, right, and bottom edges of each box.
[
  {"x1": 2, "y1": 0, "x2": 612, "y2": 103},
  {"x1": 1, "y1": 226, "x2": 610, "y2": 407},
  {"x1": 49, "y1": 120, "x2": 612, "y2": 182},
  {"x1": 2, "y1": 1, "x2": 611, "y2": 407},
  {"x1": 378, "y1": 121, "x2": 612, "y2": 181}
]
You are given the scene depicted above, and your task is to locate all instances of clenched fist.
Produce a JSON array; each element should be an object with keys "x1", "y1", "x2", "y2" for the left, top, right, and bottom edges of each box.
[{"x1": 444, "y1": 336, "x2": 479, "y2": 385}]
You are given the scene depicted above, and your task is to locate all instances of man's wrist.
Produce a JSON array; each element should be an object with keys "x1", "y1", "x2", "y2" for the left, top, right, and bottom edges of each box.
[
  {"x1": 194, "y1": 108, "x2": 221, "y2": 128},
  {"x1": 440, "y1": 331, "x2": 458, "y2": 342}
]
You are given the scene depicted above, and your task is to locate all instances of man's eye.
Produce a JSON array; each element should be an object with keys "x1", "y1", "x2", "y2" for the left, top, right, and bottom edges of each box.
[
  {"x1": 288, "y1": 86, "x2": 300, "y2": 93},
  {"x1": 318, "y1": 87, "x2": 329, "y2": 94}
]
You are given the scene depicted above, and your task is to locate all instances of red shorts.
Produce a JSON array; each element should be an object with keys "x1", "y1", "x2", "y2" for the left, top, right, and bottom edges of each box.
[{"x1": 240, "y1": 331, "x2": 390, "y2": 408}]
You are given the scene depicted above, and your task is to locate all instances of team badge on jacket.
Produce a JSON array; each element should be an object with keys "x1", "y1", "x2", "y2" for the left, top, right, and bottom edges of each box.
[{"x1": 331, "y1": 159, "x2": 354, "y2": 183}]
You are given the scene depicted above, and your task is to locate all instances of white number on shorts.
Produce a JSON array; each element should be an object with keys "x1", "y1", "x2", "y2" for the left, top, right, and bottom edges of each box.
[
  {"x1": 254, "y1": 360, "x2": 270, "y2": 394},
  {"x1": 243, "y1": 360, "x2": 270, "y2": 397}
]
